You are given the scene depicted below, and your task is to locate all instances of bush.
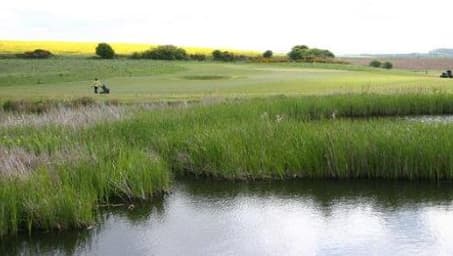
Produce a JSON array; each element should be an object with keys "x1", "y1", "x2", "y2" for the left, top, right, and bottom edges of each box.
[
  {"x1": 288, "y1": 45, "x2": 334, "y2": 61},
  {"x1": 212, "y1": 50, "x2": 242, "y2": 62},
  {"x1": 382, "y1": 62, "x2": 393, "y2": 69},
  {"x1": 369, "y1": 60, "x2": 382, "y2": 68},
  {"x1": 18, "y1": 49, "x2": 53, "y2": 59},
  {"x1": 142, "y1": 45, "x2": 187, "y2": 60},
  {"x1": 189, "y1": 54, "x2": 207, "y2": 61},
  {"x1": 130, "y1": 52, "x2": 143, "y2": 59},
  {"x1": 263, "y1": 50, "x2": 273, "y2": 58},
  {"x1": 96, "y1": 43, "x2": 115, "y2": 59},
  {"x1": 235, "y1": 54, "x2": 249, "y2": 61}
]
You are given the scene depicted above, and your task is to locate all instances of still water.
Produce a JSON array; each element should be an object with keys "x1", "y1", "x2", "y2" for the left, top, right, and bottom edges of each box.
[{"x1": 3, "y1": 179, "x2": 453, "y2": 256}]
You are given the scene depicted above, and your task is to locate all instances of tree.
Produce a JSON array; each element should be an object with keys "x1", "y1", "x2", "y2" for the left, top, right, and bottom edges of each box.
[
  {"x1": 287, "y1": 45, "x2": 335, "y2": 61},
  {"x1": 369, "y1": 60, "x2": 381, "y2": 68},
  {"x1": 313, "y1": 49, "x2": 335, "y2": 58},
  {"x1": 382, "y1": 62, "x2": 393, "y2": 69},
  {"x1": 292, "y1": 45, "x2": 309, "y2": 51},
  {"x1": 263, "y1": 50, "x2": 273, "y2": 58},
  {"x1": 221, "y1": 51, "x2": 235, "y2": 62},
  {"x1": 212, "y1": 50, "x2": 223, "y2": 60},
  {"x1": 287, "y1": 45, "x2": 307, "y2": 60},
  {"x1": 288, "y1": 48, "x2": 306, "y2": 60},
  {"x1": 96, "y1": 43, "x2": 115, "y2": 59}
]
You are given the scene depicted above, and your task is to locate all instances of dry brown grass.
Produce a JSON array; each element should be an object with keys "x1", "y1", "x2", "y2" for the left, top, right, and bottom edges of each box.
[
  {"x1": 0, "y1": 146, "x2": 88, "y2": 178},
  {"x1": 0, "y1": 147, "x2": 42, "y2": 177},
  {"x1": 0, "y1": 104, "x2": 130, "y2": 128}
]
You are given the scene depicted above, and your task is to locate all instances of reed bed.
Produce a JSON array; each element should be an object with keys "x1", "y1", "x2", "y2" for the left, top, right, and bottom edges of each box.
[
  {"x1": 2, "y1": 93, "x2": 453, "y2": 236},
  {"x1": 166, "y1": 120, "x2": 453, "y2": 179},
  {"x1": 239, "y1": 93, "x2": 453, "y2": 120},
  {"x1": 111, "y1": 93, "x2": 453, "y2": 180}
]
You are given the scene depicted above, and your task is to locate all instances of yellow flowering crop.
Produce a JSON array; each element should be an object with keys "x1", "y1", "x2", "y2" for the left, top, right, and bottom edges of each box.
[{"x1": 0, "y1": 40, "x2": 259, "y2": 56}]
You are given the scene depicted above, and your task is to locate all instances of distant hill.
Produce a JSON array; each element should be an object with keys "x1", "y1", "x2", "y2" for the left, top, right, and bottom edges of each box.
[
  {"x1": 428, "y1": 49, "x2": 453, "y2": 57},
  {"x1": 344, "y1": 49, "x2": 453, "y2": 59}
]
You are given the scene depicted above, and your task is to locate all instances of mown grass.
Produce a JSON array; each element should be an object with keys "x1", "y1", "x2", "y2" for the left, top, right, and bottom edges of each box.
[
  {"x1": 2, "y1": 93, "x2": 453, "y2": 236},
  {"x1": 1, "y1": 59, "x2": 452, "y2": 102},
  {"x1": 0, "y1": 59, "x2": 185, "y2": 87}
]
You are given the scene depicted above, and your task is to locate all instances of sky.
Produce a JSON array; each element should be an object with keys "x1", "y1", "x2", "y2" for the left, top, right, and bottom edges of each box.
[{"x1": 2, "y1": 0, "x2": 453, "y2": 55}]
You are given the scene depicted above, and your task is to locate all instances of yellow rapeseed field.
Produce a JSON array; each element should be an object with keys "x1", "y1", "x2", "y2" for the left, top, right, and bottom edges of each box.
[{"x1": 0, "y1": 40, "x2": 259, "y2": 56}]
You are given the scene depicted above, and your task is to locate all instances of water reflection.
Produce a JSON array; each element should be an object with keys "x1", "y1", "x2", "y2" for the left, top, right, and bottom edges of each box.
[
  {"x1": 2, "y1": 179, "x2": 453, "y2": 256},
  {"x1": 404, "y1": 115, "x2": 453, "y2": 123}
]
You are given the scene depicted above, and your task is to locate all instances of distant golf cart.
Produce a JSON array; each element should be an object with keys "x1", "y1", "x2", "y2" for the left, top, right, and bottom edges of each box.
[
  {"x1": 440, "y1": 70, "x2": 453, "y2": 78},
  {"x1": 92, "y1": 84, "x2": 110, "y2": 94},
  {"x1": 100, "y1": 84, "x2": 110, "y2": 94}
]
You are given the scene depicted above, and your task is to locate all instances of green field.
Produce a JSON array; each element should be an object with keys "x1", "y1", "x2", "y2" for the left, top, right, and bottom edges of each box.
[{"x1": 1, "y1": 59, "x2": 451, "y2": 102}]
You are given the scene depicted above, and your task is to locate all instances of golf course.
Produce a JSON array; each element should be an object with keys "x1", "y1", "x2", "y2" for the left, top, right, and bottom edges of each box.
[
  {"x1": 4, "y1": 0, "x2": 453, "y2": 254},
  {"x1": 0, "y1": 58, "x2": 450, "y2": 102},
  {"x1": 2, "y1": 51, "x2": 453, "y2": 241}
]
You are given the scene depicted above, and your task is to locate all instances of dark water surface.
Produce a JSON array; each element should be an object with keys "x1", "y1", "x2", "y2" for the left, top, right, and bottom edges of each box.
[
  {"x1": 405, "y1": 115, "x2": 453, "y2": 123},
  {"x1": 2, "y1": 179, "x2": 453, "y2": 256}
]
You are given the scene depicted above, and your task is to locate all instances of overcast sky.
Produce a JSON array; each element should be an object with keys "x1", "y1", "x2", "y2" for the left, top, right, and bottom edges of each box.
[{"x1": 2, "y1": 0, "x2": 453, "y2": 55}]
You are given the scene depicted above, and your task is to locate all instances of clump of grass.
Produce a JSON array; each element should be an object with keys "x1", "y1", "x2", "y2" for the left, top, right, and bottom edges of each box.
[{"x1": 0, "y1": 144, "x2": 170, "y2": 237}]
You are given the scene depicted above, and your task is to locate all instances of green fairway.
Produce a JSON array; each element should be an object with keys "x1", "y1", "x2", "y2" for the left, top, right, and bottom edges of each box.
[{"x1": 1, "y1": 59, "x2": 452, "y2": 102}]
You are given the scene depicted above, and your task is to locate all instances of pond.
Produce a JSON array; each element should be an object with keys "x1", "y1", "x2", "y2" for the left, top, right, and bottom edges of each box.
[{"x1": 2, "y1": 179, "x2": 453, "y2": 256}]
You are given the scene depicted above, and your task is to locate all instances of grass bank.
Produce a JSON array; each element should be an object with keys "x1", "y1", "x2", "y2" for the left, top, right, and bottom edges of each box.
[{"x1": 2, "y1": 93, "x2": 453, "y2": 236}]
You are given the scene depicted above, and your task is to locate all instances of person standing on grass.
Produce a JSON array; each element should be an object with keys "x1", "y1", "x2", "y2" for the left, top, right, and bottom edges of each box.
[{"x1": 92, "y1": 78, "x2": 102, "y2": 94}]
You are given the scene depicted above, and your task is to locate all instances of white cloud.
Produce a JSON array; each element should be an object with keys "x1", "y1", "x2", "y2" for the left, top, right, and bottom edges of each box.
[{"x1": 1, "y1": 0, "x2": 453, "y2": 54}]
